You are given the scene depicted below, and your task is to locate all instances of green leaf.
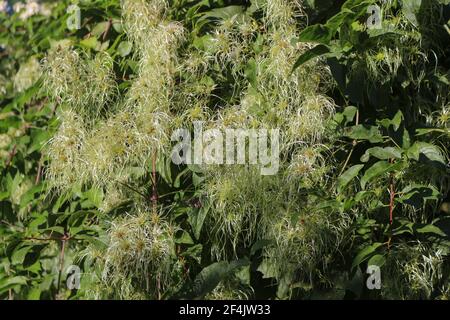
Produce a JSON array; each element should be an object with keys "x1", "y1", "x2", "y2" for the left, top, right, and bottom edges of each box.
[
  {"x1": 177, "y1": 259, "x2": 249, "y2": 299},
  {"x1": 398, "y1": 184, "x2": 440, "y2": 208},
  {"x1": 181, "y1": 244, "x2": 203, "y2": 264},
  {"x1": 392, "y1": 219, "x2": 414, "y2": 236},
  {"x1": 250, "y1": 239, "x2": 273, "y2": 256},
  {"x1": 352, "y1": 242, "x2": 383, "y2": 269},
  {"x1": 184, "y1": 261, "x2": 229, "y2": 298},
  {"x1": 192, "y1": 172, "x2": 205, "y2": 187},
  {"x1": 337, "y1": 164, "x2": 364, "y2": 193},
  {"x1": 315, "y1": 199, "x2": 343, "y2": 211},
  {"x1": 91, "y1": 22, "x2": 109, "y2": 37},
  {"x1": 67, "y1": 210, "x2": 94, "y2": 227},
  {"x1": 378, "y1": 111, "x2": 404, "y2": 131},
  {"x1": 367, "y1": 254, "x2": 386, "y2": 267},
  {"x1": 257, "y1": 259, "x2": 278, "y2": 279},
  {"x1": 112, "y1": 20, "x2": 124, "y2": 33},
  {"x1": 76, "y1": 234, "x2": 108, "y2": 250},
  {"x1": 11, "y1": 245, "x2": 33, "y2": 265},
  {"x1": 402, "y1": 0, "x2": 422, "y2": 25},
  {"x1": 407, "y1": 142, "x2": 446, "y2": 167},
  {"x1": 343, "y1": 106, "x2": 358, "y2": 125},
  {"x1": 27, "y1": 287, "x2": 41, "y2": 300},
  {"x1": 360, "y1": 161, "x2": 402, "y2": 189},
  {"x1": 415, "y1": 225, "x2": 447, "y2": 237},
  {"x1": 156, "y1": 156, "x2": 173, "y2": 185},
  {"x1": 23, "y1": 245, "x2": 46, "y2": 268},
  {"x1": 391, "y1": 111, "x2": 404, "y2": 131},
  {"x1": 298, "y1": 24, "x2": 333, "y2": 45},
  {"x1": 28, "y1": 129, "x2": 51, "y2": 154},
  {"x1": 117, "y1": 41, "x2": 132, "y2": 57},
  {"x1": 174, "y1": 167, "x2": 189, "y2": 188},
  {"x1": 416, "y1": 128, "x2": 450, "y2": 136},
  {"x1": 197, "y1": 5, "x2": 246, "y2": 22},
  {"x1": 342, "y1": 0, "x2": 375, "y2": 11},
  {"x1": 175, "y1": 230, "x2": 194, "y2": 245},
  {"x1": 80, "y1": 37, "x2": 99, "y2": 50},
  {"x1": 244, "y1": 57, "x2": 258, "y2": 87},
  {"x1": 28, "y1": 214, "x2": 47, "y2": 231},
  {"x1": 354, "y1": 190, "x2": 375, "y2": 202},
  {"x1": 19, "y1": 185, "x2": 43, "y2": 208},
  {"x1": 298, "y1": 24, "x2": 333, "y2": 44},
  {"x1": 84, "y1": 187, "x2": 104, "y2": 208},
  {"x1": 360, "y1": 147, "x2": 403, "y2": 162},
  {"x1": 188, "y1": 205, "x2": 209, "y2": 240},
  {"x1": 192, "y1": 34, "x2": 218, "y2": 52},
  {"x1": 325, "y1": 8, "x2": 355, "y2": 33},
  {"x1": 402, "y1": 129, "x2": 411, "y2": 149},
  {"x1": 292, "y1": 44, "x2": 330, "y2": 70},
  {"x1": 0, "y1": 276, "x2": 27, "y2": 295},
  {"x1": 345, "y1": 125, "x2": 383, "y2": 143}
]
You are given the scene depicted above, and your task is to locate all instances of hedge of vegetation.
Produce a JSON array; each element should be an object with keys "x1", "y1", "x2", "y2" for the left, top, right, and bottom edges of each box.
[{"x1": 0, "y1": 0, "x2": 449, "y2": 300}]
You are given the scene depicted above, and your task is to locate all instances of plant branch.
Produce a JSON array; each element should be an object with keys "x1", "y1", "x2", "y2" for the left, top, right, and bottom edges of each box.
[
  {"x1": 151, "y1": 152, "x2": 158, "y2": 214},
  {"x1": 56, "y1": 232, "x2": 70, "y2": 299}
]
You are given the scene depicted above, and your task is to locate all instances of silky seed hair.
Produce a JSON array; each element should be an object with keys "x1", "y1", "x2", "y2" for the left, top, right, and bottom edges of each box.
[
  {"x1": 41, "y1": 41, "x2": 117, "y2": 121},
  {"x1": 383, "y1": 242, "x2": 449, "y2": 299},
  {"x1": 101, "y1": 210, "x2": 176, "y2": 299},
  {"x1": 44, "y1": 0, "x2": 184, "y2": 196},
  {"x1": 191, "y1": 1, "x2": 347, "y2": 292},
  {"x1": 122, "y1": 0, "x2": 184, "y2": 162},
  {"x1": 83, "y1": 52, "x2": 118, "y2": 118},
  {"x1": 41, "y1": 41, "x2": 84, "y2": 109},
  {"x1": 44, "y1": 109, "x2": 87, "y2": 193},
  {"x1": 43, "y1": 0, "x2": 345, "y2": 296}
]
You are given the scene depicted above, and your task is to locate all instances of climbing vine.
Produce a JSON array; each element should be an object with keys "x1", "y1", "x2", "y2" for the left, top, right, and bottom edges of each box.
[{"x1": 0, "y1": 0, "x2": 449, "y2": 300}]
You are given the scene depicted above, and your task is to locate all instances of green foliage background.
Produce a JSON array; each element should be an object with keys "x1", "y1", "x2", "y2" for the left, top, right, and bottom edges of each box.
[{"x1": 0, "y1": 0, "x2": 449, "y2": 300}]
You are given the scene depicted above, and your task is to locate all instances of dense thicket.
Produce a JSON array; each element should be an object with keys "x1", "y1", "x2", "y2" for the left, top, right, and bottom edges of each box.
[{"x1": 0, "y1": 0, "x2": 449, "y2": 300}]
